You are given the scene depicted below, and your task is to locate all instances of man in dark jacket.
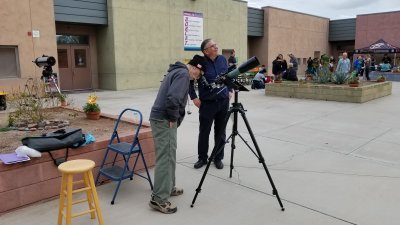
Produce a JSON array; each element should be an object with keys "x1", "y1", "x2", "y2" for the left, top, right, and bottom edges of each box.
[
  {"x1": 149, "y1": 55, "x2": 206, "y2": 214},
  {"x1": 189, "y1": 38, "x2": 230, "y2": 170}
]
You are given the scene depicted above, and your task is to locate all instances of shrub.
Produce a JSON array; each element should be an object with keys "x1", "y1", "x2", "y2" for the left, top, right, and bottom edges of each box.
[{"x1": 332, "y1": 71, "x2": 349, "y2": 84}]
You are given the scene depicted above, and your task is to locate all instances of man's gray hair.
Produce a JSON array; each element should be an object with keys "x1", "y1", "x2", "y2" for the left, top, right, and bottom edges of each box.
[{"x1": 201, "y1": 39, "x2": 212, "y2": 52}]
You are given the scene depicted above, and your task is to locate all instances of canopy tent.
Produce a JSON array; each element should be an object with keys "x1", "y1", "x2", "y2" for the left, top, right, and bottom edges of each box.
[
  {"x1": 355, "y1": 39, "x2": 400, "y2": 66},
  {"x1": 355, "y1": 39, "x2": 400, "y2": 53}
]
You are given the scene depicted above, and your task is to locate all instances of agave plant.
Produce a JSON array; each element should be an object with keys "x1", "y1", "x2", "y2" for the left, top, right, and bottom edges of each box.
[
  {"x1": 313, "y1": 66, "x2": 331, "y2": 84},
  {"x1": 332, "y1": 71, "x2": 349, "y2": 84}
]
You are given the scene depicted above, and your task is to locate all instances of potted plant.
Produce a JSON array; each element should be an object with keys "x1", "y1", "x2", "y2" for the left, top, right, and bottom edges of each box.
[
  {"x1": 376, "y1": 74, "x2": 386, "y2": 82},
  {"x1": 83, "y1": 93, "x2": 101, "y2": 120},
  {"x1": 57, "y1": 93, "x2": 68, "y2": 106},
  {"x1": 348, "y1": 76, "x2": 359, "y2": 87}
]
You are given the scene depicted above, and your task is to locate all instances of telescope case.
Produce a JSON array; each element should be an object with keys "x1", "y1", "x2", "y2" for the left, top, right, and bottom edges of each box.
[{"x1": 22, "y1": 128, "x2": 85, "y2": 166}]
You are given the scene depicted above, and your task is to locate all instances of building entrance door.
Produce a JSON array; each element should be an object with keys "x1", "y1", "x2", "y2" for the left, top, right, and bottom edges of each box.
[{"x1": 57, "y1": 45, "x2": 91, "y2": 90}]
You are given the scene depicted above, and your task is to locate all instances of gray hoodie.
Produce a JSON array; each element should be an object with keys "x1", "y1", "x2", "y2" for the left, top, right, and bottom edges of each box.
[{"x1": 150, "y1": 62, "x2": 190, "y2": 126}]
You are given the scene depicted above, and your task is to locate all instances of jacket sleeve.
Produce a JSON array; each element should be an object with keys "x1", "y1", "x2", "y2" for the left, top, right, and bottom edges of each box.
[
  {"x1": 189, "y1": 80, "x2": 198, "y2": 100},
  {"x1": 165, "y1": 71, "x2": 190, "y2": 122}
]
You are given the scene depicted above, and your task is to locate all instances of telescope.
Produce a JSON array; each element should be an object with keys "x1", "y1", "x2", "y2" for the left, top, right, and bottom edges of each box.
[
  {"x1": 213, "y1": 56, "x2": 259, "y2": 90},
  {"x1": 220, "y1": 56, "x2": 259, "y2": 81},
  {"x1": 32, "y1": 55, "x2": 62, "y2": 95},
  {"x1": 33, "y1": 55, "x2": 57, "y2": 79},
  {"x1": 33, "y1": 55, "x2": 56, "y2": 68}
]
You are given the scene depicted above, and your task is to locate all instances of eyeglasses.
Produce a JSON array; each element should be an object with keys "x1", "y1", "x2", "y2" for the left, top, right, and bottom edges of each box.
[{"x1": 204, "y1": 44, "x2": 217, "y2": 50}]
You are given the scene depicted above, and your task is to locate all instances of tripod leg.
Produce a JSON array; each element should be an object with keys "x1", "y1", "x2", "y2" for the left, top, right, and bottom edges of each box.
[
  {"x1": 230, "y1": 110, "x2": 239, "y2": 178},
  {"x1": 239, "y1": 110, "x2": 285, "y2": 211},
  {"x1": 191, "y1": 109, "x2": 233, "y2": 207}
]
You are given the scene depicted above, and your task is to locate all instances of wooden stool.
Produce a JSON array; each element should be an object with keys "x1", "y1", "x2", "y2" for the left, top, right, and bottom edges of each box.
[{"x1": 57, "y1": 159, "x2": 104, "y2": 225}]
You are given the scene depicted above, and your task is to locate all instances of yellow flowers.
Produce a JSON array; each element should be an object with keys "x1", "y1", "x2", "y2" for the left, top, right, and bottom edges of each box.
[
  {"x1": 83, "y1": 93, "x2": 101, "y2": 113},
  {"x1": 88, "y1": 94, "x2": 97, "y2": 104}
]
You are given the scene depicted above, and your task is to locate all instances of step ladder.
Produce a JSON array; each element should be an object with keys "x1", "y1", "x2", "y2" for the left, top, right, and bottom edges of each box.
[{"x1": 95, "y1": 108, "x2": 153, "y2": 204}]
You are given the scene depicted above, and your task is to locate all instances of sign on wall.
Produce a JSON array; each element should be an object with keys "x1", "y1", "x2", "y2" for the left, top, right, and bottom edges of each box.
[{"x1": 183, "y1": 11, "x2": 203, "y2": 51}]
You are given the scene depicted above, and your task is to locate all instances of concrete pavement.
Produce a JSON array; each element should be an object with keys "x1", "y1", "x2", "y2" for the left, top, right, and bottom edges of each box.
[{"x1": 1, "y1": 83, "x2": 400, "y2": 225}]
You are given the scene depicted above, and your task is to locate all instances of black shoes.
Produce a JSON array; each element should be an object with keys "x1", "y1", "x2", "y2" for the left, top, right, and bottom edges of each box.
[
  {"x1": 194, "y1": 159, "x2": 207, "y2": 169},
  {"x1": 194, "y1": 159, "x2": 224, "y2": 169},
  {"x1": 214, "y1": 160, "x2": 224, "y2": 169}
]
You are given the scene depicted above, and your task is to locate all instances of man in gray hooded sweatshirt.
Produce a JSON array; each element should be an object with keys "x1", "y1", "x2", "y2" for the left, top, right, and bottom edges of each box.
[{"x1": 149, "y1": 55, "x2": 206, "y2": 214}]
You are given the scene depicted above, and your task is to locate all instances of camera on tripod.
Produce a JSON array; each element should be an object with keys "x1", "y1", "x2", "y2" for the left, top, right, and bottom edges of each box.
[{"x1": 33, "y1": 55, "x2": 61, "y2": 95}]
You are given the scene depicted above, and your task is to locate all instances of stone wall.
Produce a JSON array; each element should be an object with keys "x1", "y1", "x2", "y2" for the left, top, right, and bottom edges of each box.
[{"x1": 265, "y1": 81, "x2": 392, "y2": 103}]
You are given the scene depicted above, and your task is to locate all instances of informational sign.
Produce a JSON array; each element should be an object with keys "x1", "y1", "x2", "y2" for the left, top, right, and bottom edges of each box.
[
  {"x1": 32, "y1": 30, "x2": 40, "y2": 38},
  {"x1": 183, "y1": 11, "x2": 203, "y2": 51}
]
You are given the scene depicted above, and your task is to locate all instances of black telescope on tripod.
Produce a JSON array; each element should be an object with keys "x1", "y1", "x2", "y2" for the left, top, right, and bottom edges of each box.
[
  {"x1": 33, "y1": 55, "x2": 61, "y2": 95},
  {"x1": 33, "y1": 55, "x2": 56, "y2": 79},
  {"x1": 191, "y1": 56, "x2": 285, "y2": 211}
]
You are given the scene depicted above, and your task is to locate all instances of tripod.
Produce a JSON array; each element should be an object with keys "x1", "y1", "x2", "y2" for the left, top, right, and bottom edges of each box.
[
  {"x1": 191, "y1": 84, "x2": 285, "y2": 211},
  {"x1": 42, "y1": 73, "x2": 62, "y2": 95}
]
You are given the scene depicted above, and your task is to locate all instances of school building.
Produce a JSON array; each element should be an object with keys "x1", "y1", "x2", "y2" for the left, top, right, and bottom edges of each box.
[{"x1": 1, "y1": 1, "x2": 399, "y2": 92}]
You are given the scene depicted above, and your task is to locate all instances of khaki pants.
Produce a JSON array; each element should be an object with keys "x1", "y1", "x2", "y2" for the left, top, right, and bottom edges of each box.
[{"x1": 150, "y1": 119, "x2": 177, "y2": 203}]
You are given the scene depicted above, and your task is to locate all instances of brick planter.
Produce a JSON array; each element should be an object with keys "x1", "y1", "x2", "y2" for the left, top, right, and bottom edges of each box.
[
  {"x1": 0, "y1": 114, "x2": 155, "y2": 213},
  {"x1": 265, "y1": 81, "x2": 392, "y2": 103}
]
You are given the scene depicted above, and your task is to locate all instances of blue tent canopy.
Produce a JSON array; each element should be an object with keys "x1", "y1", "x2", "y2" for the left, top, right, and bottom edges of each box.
[{"x1": 355, "y1": 39, "x2": 400, "y2": 53}]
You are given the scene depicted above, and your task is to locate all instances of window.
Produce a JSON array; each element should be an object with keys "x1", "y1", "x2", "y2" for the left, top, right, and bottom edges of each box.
[
  {"x1": 0, "y1": 46, "x2": 20, "y2": 78},
  {"x1": 56, "y1": 35, "x2": 89, "y2": 45}
]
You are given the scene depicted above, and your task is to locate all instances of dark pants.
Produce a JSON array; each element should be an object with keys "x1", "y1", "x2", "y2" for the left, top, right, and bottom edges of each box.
[
  {"x1": 365, "y1": 68, "x2": 370, "y2": 80},
  {"x1": 251, "y1": 80, "x2": 265, "y2": 89},
  {"x1": 198, "y1": 98, "x2": 229, "y2": 162}
]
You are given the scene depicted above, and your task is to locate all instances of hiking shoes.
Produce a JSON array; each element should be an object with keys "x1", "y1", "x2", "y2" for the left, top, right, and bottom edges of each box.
[
  {"x1": 149, "y1": 197, "x2": 177, "y2": 214},
  {"x1": 171, "y1": 187, "x2": 184, "y2": 196}
]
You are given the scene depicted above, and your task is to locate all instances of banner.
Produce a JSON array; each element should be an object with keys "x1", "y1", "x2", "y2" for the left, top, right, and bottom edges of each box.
[{"x1": 183, "y1": 11, "x2": 203, "y2": 51}]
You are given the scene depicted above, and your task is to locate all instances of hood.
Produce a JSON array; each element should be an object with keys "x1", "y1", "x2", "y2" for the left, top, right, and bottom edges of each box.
[{"x1": 168, "y1": 61, "x2": 187, "y2": 72}]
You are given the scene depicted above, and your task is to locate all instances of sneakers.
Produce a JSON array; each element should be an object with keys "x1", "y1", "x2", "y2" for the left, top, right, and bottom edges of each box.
[
  {"x1": 194, "y1": 159, "x2": 207, "y2": 169},
  {"x1": 171, "y1": 187, "x2": 184, "y2": 196},
  {"x1": 214, "y1": 160, "x2": 224, "y2": 169},
  {"x1": 149, "y1": 196, "x2": 177, "y2": 214}
]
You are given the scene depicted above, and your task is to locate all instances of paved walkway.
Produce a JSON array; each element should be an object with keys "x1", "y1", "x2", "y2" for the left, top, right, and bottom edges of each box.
[{"x1": 1, "y1": 83, "x2": 400, "y2": 225}]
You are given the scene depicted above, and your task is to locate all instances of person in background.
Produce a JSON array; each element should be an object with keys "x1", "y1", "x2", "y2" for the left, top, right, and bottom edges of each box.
[
  {"x1": 371, "y1": 55, "x2": 376, "y2": 69},
  {"x1": 382, "y1": 53, "x2": 392, "y2": 65},
  {"x1": 329, "y1": 56, "x2": 336, "y2": 72},
  {"x1": 365, "y1": 57, "x2": 371, "y2": 80},
  {"x1": 306, "y1": 57, "x2": 313, "y2": 75},
  {"x1": 355, "y1": 55, "x2": 365, "y2": 77},
  {"x1": 228, "y1": 50, "x2": 237, "y2": 69},
  {"x1": 252, "y1": 68, "x2": 266, "y2": 89},
  {"x1": 282, "y1": 58, "x2": 288, "y2": 78},
  {"x1": 336, "y1": 52, "x2": 351, "y2": 74},
  {"x1": 149, "y1": 55, "x2": 206, "y2": 214},
  {"x1": 282, "y1": 63, "x2": 298, "y2": 81},
  {"x1": 272, "y1": 54, "x2": 284, "y2": 80},
  {"x1": 189, "y1": 38, "x2": 231, "y2": 170},
  {"x1": 288, "y1": 53, "x2": 298, "y2": 72}
]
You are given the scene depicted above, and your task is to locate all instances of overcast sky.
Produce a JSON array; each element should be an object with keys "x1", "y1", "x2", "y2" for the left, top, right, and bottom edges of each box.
[{"x1": 246, "y1": 0, "x2": 400, "y2": 20}]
